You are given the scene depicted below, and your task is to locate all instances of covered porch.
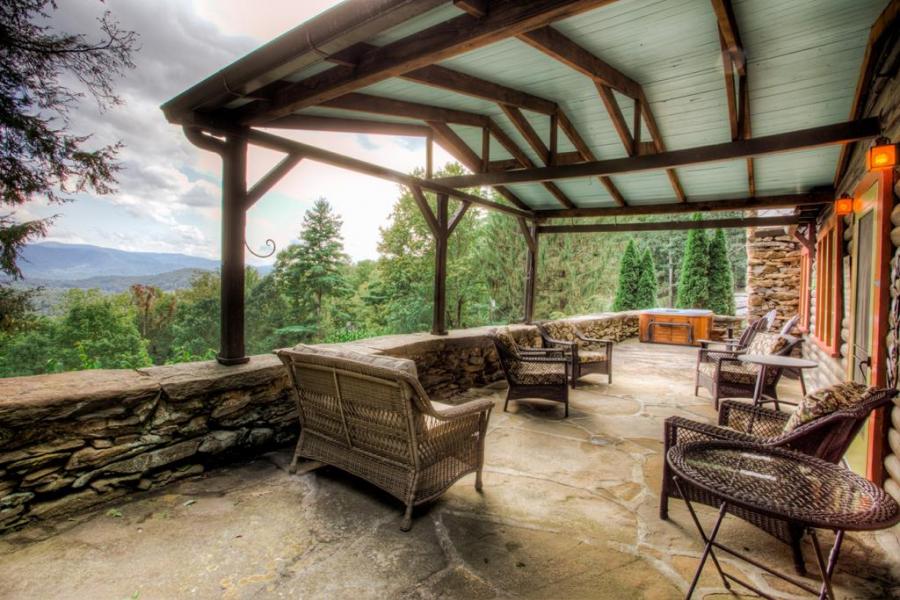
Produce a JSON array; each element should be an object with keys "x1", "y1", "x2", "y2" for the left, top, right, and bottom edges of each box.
[{"x1": 3, "y1": 339, "x2": 897, "y2": 599}]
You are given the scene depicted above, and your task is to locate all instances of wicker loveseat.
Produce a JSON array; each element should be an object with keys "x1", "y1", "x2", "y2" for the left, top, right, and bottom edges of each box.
[
  {"x1": 660, "y1": 386, "x2": 897, "y2": 573},
  {"x1": 537, "y1": 322, "x2": 613, "y2": 388},
  {"x1": 695, "y1": 332, "x2": 802, "y2": 408},
  {"x1": 277, "y1": 344, "x2": 493, "y2": 531}
]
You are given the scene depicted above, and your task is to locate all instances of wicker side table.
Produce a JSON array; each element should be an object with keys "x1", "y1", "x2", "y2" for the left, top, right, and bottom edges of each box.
[{"x1": 667, "y1": 441, "x2": 900, "y2": 599}]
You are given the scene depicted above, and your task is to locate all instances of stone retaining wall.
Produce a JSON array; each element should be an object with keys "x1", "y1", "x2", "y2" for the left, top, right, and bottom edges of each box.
[{"x1": 0, "y1": 312, "x2": 652, "y2": 532}]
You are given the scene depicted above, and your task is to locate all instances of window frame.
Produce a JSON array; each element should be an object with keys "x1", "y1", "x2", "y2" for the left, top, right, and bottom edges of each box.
[{"x1": 812, "y1": 213, "x2": 843, "y2": 356}]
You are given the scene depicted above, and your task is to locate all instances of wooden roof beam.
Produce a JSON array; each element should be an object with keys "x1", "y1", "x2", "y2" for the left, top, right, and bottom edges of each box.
[
  {"x1": 431, "y1": 118, "x2": 881, "y2": 187},
  {"x1": 428, "y1": 121, "x2": 533, "y2": 212},
  {"x1": 711, "y1": 0, "x2": 745, "y2": 75},
  {"x1": 240, "y1": 0, "x2": 616, "y2": 124},
  {"x1": 535, "y1": 191, "x2": 833, "y2": 219},
  {"x1": 243, "y1": 127, "x2": 533, "y2": 219},
  {"x1": 322, "y1": 93, "x2": 490, "y2": 127},
  {"x1": 267, "y1": 114, "x2": 432, "y2": 137},
  {"x1": 539, "y1": 214, "x2": 800, "y2": 234}
]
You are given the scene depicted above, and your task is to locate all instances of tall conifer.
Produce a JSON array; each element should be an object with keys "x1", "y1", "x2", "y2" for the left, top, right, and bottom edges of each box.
[
  {"x1": 612, "y1": 240, "x2": 641, "y2": 311},
  {"x1": 707, "y1": 228, "x2": 735, "y2": 314},
  {"x1": 675, "y1": 214, "x2": 710, "y2": 309},
  {"x1": 636, "y1": 249, "x2": 658, "y2": 309}
]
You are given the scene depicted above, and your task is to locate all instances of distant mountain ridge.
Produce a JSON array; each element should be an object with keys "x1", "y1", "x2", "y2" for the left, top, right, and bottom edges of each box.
[
  {"x1": 18, "y1": 242, "x2": 222, "y2": 280},
  {"x1": 15, "y1": 268, "x2": 212, "y2": 294}
]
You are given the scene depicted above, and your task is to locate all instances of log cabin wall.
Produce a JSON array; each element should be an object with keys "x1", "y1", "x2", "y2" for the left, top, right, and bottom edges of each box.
[{"x1": 832, "y1": 26, "x2": 899, "y2": 494}]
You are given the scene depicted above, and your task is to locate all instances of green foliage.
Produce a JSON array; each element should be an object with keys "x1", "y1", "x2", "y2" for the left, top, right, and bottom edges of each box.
[
  {"x1": 707, "y1": 229, "x2": 736, "y2": 315},
  {"x1": 612, "y1": 240, "x2": 641, "y2": 311},
  {"x1": 636, "y1": 248, "x2": 658, "y2": 309},
  {"x1": 676, "y1": 214, "x2": 710, "y2": 309},
  {"x1": 274, "y1": 198, "x2": 350, "y2": 339},
  {"x1": 0, "y1": 289, "x2": 150, "y2": 376}
]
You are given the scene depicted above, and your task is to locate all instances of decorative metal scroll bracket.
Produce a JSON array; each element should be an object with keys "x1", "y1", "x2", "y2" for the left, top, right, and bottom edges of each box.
[{"x1": 245, "y1": 237, "x2": 276, "y2": 258}]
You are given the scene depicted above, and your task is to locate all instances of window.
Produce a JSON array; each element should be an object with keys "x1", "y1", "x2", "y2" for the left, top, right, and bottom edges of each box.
[
  {"x1": 798, "y1": 246, "x2": 811, "y2": 331},
  {"x1": 813, "y1": 215, "x2": 843, "y2": 355}
]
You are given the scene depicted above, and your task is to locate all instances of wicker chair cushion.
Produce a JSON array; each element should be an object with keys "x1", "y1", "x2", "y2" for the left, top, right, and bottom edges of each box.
[
  {"x1": 510, "y1": 369, "x2": 568, "y2": 385},
  {"x1": 494, "y1": 327, "x2": 541, "y2": 350},
  {"x1": 783, "y1": 381, "x2": 869, "y2": 433},
  {"x1": 697, "y1": 360, "x2": 758, "y2": 385},
  {"x1": 746, "y1": 332, "x2": 787, "y2": 355},
  {"x1": 492, "y1": 327, "x2": 520, "y2": 353},
  {"x1": 578, "y1": 350, "x2": 608, "y2": 363},
  {"x1": 290, "y1": 344, "x2": 418, "y2": 378}
]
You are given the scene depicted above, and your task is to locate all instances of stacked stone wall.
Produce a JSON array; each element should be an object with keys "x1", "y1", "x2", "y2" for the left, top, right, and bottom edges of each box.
[
  {"x1": 746, "y1": 228, "x2": 802, "y2": 331},
  {"x1": 0, "y1": 312, "x2": 646, "y2": 531}
]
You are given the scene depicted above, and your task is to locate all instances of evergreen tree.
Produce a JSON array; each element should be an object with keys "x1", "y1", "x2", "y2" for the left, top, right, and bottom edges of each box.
[
  {"x1": 636, "y1": 248, "x2": 658, "y2": 309},
  {"x1": 1, "y1": 2, "x2": 137, "y2": 332},
  {"x1": 275, "y1": 198, "x2": 350, "y2": 338},
  {"x1": 676, "y1": 214, "x2": 710, "y2": 309},
  {"x1": 612, "y1": 239, "x2": 641, "y2": 311},
  {"x1": 707, "y1": 228, "x2": 736, "y2": 315}
]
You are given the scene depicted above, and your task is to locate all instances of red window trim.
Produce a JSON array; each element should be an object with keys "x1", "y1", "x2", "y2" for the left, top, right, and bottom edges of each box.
[{"x1": 812, "y1": 214, "x2": 842, "y2": 357}]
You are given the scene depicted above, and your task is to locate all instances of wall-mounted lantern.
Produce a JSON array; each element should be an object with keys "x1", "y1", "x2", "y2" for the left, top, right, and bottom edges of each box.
[
  {"x1": 866, "y1": 137, "x2": 897, "y2": 171},
  {"x1": 834, "y1": 194, "x2": 853, "y2": 216}
]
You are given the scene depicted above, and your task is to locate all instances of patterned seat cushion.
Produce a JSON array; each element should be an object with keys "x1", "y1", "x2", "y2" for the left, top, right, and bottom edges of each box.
[
  {"x1": 511, "y1": 370, "x2": 568, "y2": 385},
  {"x1": 697, "y1": 360, "x2": 758, "y2": 385},
  {"x1": 578, "y1": 350, "x2": 608, "y2": 363},
  {"x1": 746, "y1": 332, "x2": 787, "y2": 355},
  {"x1": 783, "y1": 381, "x2": 869, "y2": 433}
]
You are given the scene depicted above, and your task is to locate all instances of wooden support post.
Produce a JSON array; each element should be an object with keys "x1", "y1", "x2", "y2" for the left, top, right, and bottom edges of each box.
[
  {"x1": 433, "y1": 193, "x2": 449, "y2": 335},
  {"x1": 519, "y1": 218, "x2": 538, "y2": 324},
  {"x1": 426, "y1": 131, "x2": 433, "y2": 179},
  {"x1": 219, "y1": 132, "x2": 250, "y2": 365}
]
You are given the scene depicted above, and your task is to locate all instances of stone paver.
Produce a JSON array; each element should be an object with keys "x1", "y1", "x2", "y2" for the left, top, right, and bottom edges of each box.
[{"x1": 0, "y1": 340, "x2": 898, "y2": 599}]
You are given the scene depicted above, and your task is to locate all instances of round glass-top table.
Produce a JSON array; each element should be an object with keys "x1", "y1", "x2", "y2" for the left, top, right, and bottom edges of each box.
[
  {"x1": 738, "y1": 353, "x2": 817, "y2": 409},
  {"x1": 667, "y1": 441, "x2": 900, "y2": 599}
]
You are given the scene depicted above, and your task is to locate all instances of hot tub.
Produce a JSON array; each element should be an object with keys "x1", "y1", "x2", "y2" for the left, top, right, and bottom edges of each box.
[{"x1": 639, "y1": 308, "x2": 713, "y2": 347}]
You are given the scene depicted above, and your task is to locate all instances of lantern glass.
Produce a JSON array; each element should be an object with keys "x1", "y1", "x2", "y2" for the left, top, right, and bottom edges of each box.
[
  {"x1": 867, "y1": 144, "x2": 897, "y2": 171},
  {"x1": 834, "y1": 197, "x2": 853, "y2": 216}
]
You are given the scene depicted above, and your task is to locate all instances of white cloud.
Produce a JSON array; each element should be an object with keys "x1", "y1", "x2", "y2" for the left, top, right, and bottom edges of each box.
[{"x1": 33, "y1": 0, "x2": 459, "y2": 265}]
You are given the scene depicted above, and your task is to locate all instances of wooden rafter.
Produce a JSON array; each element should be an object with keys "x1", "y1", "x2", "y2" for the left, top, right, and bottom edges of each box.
[
  {"x1": 428, "y1": 121, "x2": 533, "y2": 212},
  {"x1": 240, "y1": 127, "x2": 533, "y2": 218},
  {"x1": 239, "y1": 0, "x2": 615, "y2": 124},
  {"x1": 267, "y1": 114, "x2": 431, "y2": 137},
  {"x1": 534, "y1": 191, "x2": 832, "y2": 219},
  {"x1": 713, "y1": 0, "x2": 754, "y2": 197},
  {"x1": 521, "y1": 26, "x2": 686, "y2": 202},
  {"x1": 326, "y1": 37, "x2": 626, "y2": 208},
  {"x1": 539, "y1": 214, "x2": 800, "y2": 234},
  {"x1": 432, "y1": 118, "x2": 880, "y2": 188},
  {"x1": 323, "y1": 93, "x2": 489, "y2": 127},
  {"x1": 491, "y1": 108, "x2": 575, "y2": 208}
]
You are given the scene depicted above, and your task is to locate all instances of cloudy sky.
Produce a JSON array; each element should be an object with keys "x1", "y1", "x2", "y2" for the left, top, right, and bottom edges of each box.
[{"x1": 23, "y1": 0, "x2": 455, "y2": 263}]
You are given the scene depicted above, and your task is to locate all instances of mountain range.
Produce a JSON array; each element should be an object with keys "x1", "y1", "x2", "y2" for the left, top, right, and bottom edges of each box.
[{"x1": 11, "y1": 242, "x2": 272, "y2": 294}]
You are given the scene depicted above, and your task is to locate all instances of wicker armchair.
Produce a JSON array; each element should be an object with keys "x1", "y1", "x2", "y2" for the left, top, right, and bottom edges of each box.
[
  {"x1": 696, "y1": 308, "x2": 775, "y2": 353},
  {"x1": 277, "y1": 345, "x2": 493, "y2": 531},
  {"x1": 695, "y1": 332, "x2": 802, "y2": 409},
  {"x1": 536, "y1": 322, "x2": 613, "y2": 388},
  {"x1": 660, "y1": 387, "x2": 898, "y2": 573},
  {"x1": 491, "y1": 327, "x2": 571, "y2": 417}
]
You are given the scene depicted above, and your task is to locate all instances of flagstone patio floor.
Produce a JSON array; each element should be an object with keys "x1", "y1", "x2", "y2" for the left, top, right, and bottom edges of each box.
[{"x1": 1, "y1": 339, "x2": 898, "y2": 599}]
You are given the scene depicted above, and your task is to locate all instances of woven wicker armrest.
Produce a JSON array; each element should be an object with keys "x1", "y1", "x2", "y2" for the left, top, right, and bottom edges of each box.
[
  {"x1": 574, "y1": 331, "x2": 613, "y2": 345},
  {"x1": 697, "y1": 338, "x2": 739, "y2": 349},
  {"x1": 699, "y1": 347, "x2": 743, "y2": 364},
  {"x1": 541, "y1": 335, "x2": 577, "y2": 349},
  {"x1": 665, "y1": 416, "x2": 758, "y2": 446},
  {"x1": 518, "y1": 354, "x2": 570, "y2": 365},
  {"x1": 718, "y1": 400, "x2": 789, "y2": 438},
  {"x1": 429, "y1": 398, "x2": 494, "y2": 421}
]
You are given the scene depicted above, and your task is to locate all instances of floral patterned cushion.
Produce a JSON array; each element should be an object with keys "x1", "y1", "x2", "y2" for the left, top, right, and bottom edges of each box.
[
  {"x1": 783, "y1": 381, "x2": 869, "y2": 433},
  {"x1": 697, "y1": 360, "x2": 758, "y2": 385},
  {"x1": 746, "y1": 332, "x2": 787, "y2": 355},
  {"x1": 492, "y1": 327, "x2": 519, "y2": 353},
  {"x1": 578, "y1": 350, "x2": 608, "y2": 363}
]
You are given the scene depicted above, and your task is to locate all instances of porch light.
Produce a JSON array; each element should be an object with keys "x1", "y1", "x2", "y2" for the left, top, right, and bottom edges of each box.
[
  {"x1": 834, "y1": 195, "x2": 853, "y2": 216},
  {"x1": 866, "y1": 138, "x2": 897, "y2": 171}
]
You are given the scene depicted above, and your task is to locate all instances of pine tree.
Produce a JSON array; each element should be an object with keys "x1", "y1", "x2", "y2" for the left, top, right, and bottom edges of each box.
[
  {"x1": 707, "y1": 228, "x2": 735, "y2": 315},
  {"x1": 612, "y1": 239, "x2": 641, "y2": 311},
  {"x1": 636, "y1": 248, "x2": 658, "y2": 309},
  {"x1": 676, "y1": 214, "x2": 710, "y2": 309},
  {"x1": 275, "y1": 198, "x2": 350, "y2": 337}
]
